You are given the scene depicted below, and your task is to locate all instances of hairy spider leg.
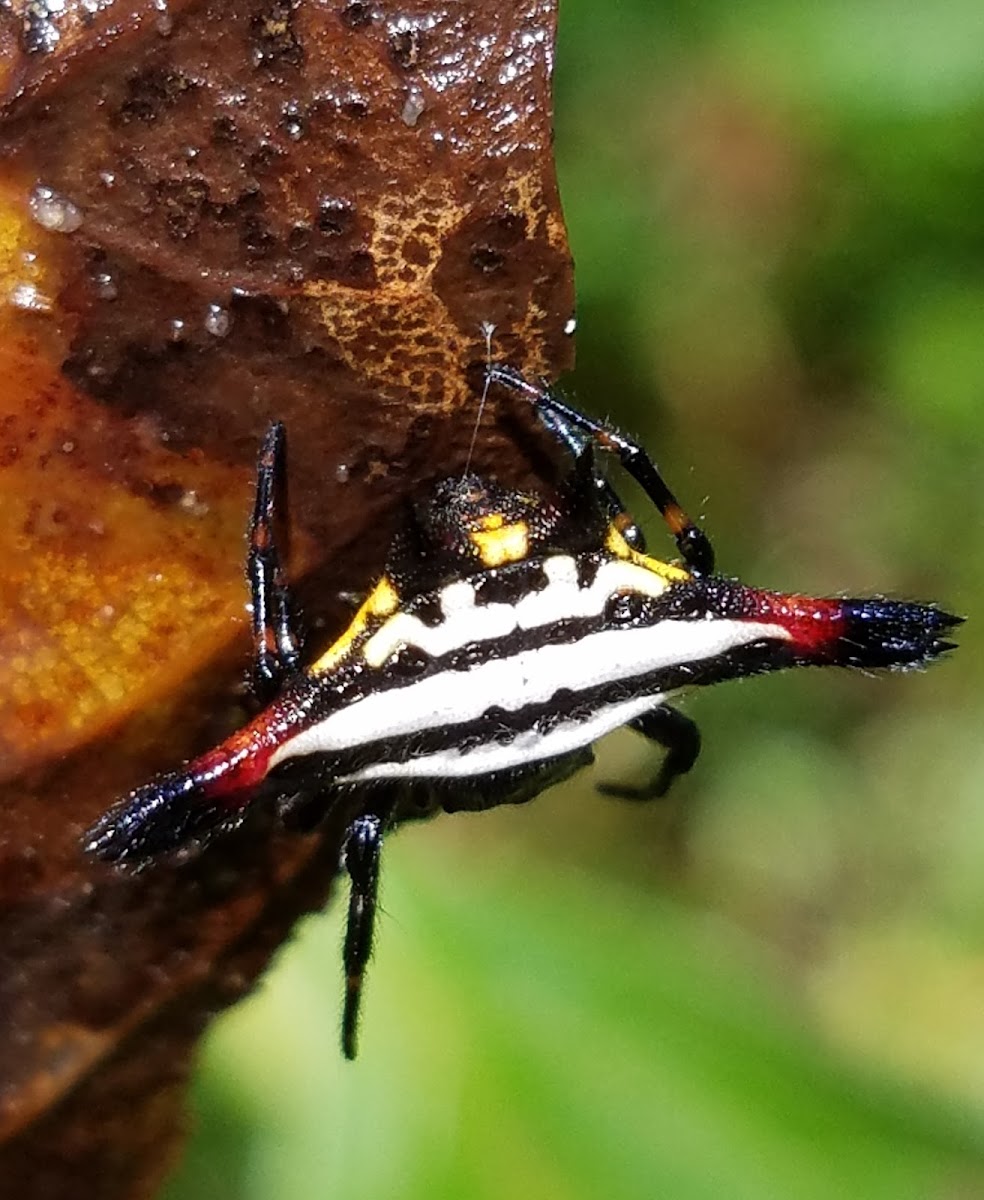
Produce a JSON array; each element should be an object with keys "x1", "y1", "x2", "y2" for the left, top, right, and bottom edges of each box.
[
  {"x1": 486, "y1": 365, "x2": 715, "y2": 576},
  {"x1": 537, "y1": 386, "x2": 715, "y2": 576},
  {"x1": 597, "y1": 703, "x2": 702, "y2": 802},
  {"x1": 542, "y1": 407, "x2": 649, "y2": 552},
  {"x1": 486, "y1": 365, "x2": 632, "y2": 532},
  {"x1": 341, "y1": 811, "x2": 386, "y2": 1060},
  {"x1": 248, "y1": 422, "x2": 303, "y2": 705},
  {"x1": 251, "y1": 423, "x2": 389, "y2": 1060},
  {"x1": 337, "y1": 753, "x2": 594, "y2": 1058}
]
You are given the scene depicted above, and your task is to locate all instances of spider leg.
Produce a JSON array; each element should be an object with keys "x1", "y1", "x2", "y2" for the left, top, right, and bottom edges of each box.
[
  {"x1": 341, "y1": 811, "x2": 386, "y2": 1060},
  {"x1": 486, "y1": 365, "x2": 713, "y2": 575},
  {"x1": 598, "y1": 704, "x2": 702, "y2": 802},
  {"x1": 248, "y1": 422, "x2": 303, "y2": 705},
  {"x1": 337, "y1": 753, "x2": 595, "y2": 1057},
  {"x1": 490, "y1": 366, "x2": 642, "y2": 545},
  {"x1": 565, "y1": 437, "x2": 648, "y2": 553}
]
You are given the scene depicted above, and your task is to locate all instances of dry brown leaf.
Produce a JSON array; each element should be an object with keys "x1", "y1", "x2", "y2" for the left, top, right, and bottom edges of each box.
[{"x1": 0, "y1": 1, "x2": 573, "y2": 1194}]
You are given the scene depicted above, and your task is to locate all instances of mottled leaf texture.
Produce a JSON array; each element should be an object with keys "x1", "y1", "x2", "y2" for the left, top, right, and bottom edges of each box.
[{"x1": 0, "y1": 1, "x2": 574, "y2": 1195}]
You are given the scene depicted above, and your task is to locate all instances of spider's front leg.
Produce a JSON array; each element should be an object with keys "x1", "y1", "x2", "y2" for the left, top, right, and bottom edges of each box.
[
  {"x1": 486, "y1": 365, "x2": 715, "y2": 576},
  {"x1": 598, "y1": 704, "x2": 702, "y2": 802},
  {"x1": 248, "y1": 422, "x2": 303, "y2": 705}
]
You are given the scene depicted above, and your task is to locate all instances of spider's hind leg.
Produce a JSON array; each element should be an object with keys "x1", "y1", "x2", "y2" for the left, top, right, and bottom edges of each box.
[
  {"x1": 248, "y1": 423, "x2": 303, "y2": 705},
  {"x1": 598, "y1": 704, "x2": 701, "y2": 802}
]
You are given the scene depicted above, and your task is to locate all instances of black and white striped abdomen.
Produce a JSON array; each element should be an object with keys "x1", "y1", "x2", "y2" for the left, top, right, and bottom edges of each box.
[{"x1": 268, "y1": 553, "x2": 790, "y2": 785}]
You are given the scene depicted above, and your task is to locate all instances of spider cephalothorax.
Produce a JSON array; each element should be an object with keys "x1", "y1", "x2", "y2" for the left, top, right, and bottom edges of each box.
[{"x1": 86, "y1": 367, "x2": 959, "y2": 1058}]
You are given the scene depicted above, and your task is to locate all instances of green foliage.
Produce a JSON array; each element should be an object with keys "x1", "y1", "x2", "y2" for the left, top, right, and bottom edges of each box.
[
  {"x1": 169, "y1": 840, "x2": 984, "y2": 1200},
  {"x1": 168, "y1": 2, "x2": 984, "y2": 1196}
]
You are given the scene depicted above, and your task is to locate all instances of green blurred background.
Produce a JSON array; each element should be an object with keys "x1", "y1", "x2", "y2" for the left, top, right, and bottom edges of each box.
[{"x1": 166, "y1": 3, "x2": 984, "y2": 1197}]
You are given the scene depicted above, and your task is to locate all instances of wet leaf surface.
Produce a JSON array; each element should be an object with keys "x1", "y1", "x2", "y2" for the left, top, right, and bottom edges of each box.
[{"x1": 0, "y1": 1, "x2": 573, "y2": 1194}]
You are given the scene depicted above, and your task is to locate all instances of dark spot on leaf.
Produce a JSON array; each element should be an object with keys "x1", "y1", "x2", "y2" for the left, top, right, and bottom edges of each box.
[
  {"x1": 341, "y1": 94, "x2": 370, "y2": 119},
  {"x1": 471, "y1": 244, "x2": 505, "y2": 274},
  {"x1": 155, "y1": 177, "x2": 210, "y2": 240},
  {"x1": 250, "y1": 0, "x2": 304, "y2": 71},
  {"x1": 144, "y1": 481, "x2": 186, "y2": 508},
  {"x1": 211, "y1": 115, "x2": 239, "y2": 146},
  {"x1": 287, "y1": 224, "x2": 311, "y2": 251},
  {"x1": 241, "y1": 214, "x2": 276, "y2": 258},
  {"x1": 248, "y1": 141, "x2": 281, "y2": 174},
  {"x1": 317, "y1": 196, "x2": 355, "y2": 236},
  {"x1": 118, "y1": 67, "x2": 198, "y2": 125},
  {"x1": 340, "y1": 2, "x2": 373, "y2": 29},
  {"x1": 343, "y1": 249, "x2": 376, "y2": 286},
  {"x1": 402, "y1": 238, "x2": 431, "y2": 267},
  {"x1": 389, "y1": 26, "x2": 423, "y2": 70}
]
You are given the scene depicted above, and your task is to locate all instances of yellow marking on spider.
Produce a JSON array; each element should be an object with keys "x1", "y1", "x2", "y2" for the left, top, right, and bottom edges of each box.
[
  {"x1": 310, "y1": 576, "x2": 401, "y2": 675},
  {"x1": 471, "y1": 519, "x2": 530, "y2": 567},
  {"x1": 604, "y1": 524, "x2": 691, "y2": 584}
]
